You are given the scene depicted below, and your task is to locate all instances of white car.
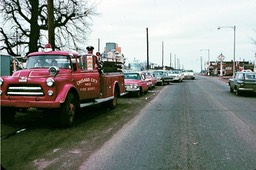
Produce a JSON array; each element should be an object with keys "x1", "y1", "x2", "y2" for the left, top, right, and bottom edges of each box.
[
  {"x1": 182, "y1": 70, "x2": 195, "y2": 80},
  {"x1": 167, "y1": 70, "x2": 184, "y2": 82}
]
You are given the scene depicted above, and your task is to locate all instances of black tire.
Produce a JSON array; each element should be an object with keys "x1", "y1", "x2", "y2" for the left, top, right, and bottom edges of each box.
[
  {"x1": 136, "y1": 89, "x2": 142, "y2": 97},
  {"x1": 1, "y1": 107, "x2": 16, "y2": 123},
  {"x1": 109, "y1": 88, "x2": 118, "y2": 109},
  {"x1": 234, "y1": 86, "x2": 240, "y2": 96},
  {"x1": 144, "y1": 89, "x2": 148, "y2": 94},
  {"x1": 230, "y1": 86, "x2": 234, "y2": 93},
  {"x1": 59, "y1": 93, "x2": 78, "y2": 127},
  {"x1": 160, "y1": 81, "x2": 164, "y2": 86},
  {"x1": 235, "y1": 89, "x2": 240, "y2": 96}
]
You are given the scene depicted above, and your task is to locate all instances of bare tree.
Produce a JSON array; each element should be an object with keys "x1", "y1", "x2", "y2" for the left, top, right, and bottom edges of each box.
[{"x1": 0, "y1": 0, "x2": 97, "y2": 56}]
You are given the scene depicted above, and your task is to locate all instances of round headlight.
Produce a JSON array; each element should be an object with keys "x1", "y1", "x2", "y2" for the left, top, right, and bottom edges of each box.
[
  {"x1": 48, "y1": 66, "x2": 59, "y2": 76},
  {"x1": 0, "y1": 77, "x2": 3, "y2": 86},
  {"x1": 46, "y1": 77, "x2": 54, "y2": 87},
  {"x1": 48, "y1": 90, "x2": 54, "y2": 96}
]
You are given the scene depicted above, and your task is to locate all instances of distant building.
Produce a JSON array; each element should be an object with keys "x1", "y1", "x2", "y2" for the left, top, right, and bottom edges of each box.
[
  {"x1": 102, "y1": 42, "x2": 124, "y2": 63},
  {"x1": 207, "y1": 60, "x2": 254, "y2": 76},
  {"x1": 105, "y1": 42, "x2": 121, "y2": 53}
]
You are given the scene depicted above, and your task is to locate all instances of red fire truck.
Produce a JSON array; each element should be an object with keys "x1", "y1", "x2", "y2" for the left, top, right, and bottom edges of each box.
[{"x1": 0, "y1": 45, "x2": 126, "y2": 126}]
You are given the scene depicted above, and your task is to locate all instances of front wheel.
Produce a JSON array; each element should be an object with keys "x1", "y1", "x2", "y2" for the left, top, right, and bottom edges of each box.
[
  {"x1": 230, "y1": 86, "x2": 234, "y2": 93},
  {"x1": 234, "y1": 86, "x2": 241, "y2": 96},
  {"x1": 59, "y1": 93, "x2": 78, "y2": 127},
  {"x1": 160, "y1": 81, "x2": 164, "y2": 86},
  {"x1": 235, "y1": 89, "x2": 240, "y2": 96},
  {"x1": 136, "y1": 88, "x2": 142, "y2": 97}
]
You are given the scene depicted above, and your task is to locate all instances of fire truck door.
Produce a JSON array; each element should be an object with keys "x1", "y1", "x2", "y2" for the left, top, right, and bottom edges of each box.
[
  {"x1": 74, "y1": 70, "x2": 100, "y2": 99},
  {"x1": 74, "y1": 55, "x2": 100, "y2": 99}
]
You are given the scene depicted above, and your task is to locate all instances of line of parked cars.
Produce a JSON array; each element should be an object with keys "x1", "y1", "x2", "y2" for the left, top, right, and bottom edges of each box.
[{"x1": 124, "y1": 69, "x2": 195, "y2": 96}]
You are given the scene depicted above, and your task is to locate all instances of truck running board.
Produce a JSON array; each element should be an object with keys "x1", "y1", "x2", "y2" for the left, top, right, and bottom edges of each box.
[
  {"x1": 80, "y1": 96, "x2": 114, "y2": 108},
  {"x1": 79, "y1": 92, "x2": 127, "y2": 108}
]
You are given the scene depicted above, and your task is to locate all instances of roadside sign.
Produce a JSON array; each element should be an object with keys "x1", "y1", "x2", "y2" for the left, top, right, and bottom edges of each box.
[{"x1": 217, "y1": 53, "x2": 225, "y2": 61}]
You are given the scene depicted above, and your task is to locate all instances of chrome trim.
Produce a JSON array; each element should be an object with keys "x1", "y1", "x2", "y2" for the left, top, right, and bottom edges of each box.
[
  {"x1": 7, "y1": 92, "x2": 44, "y2": 95},
  {"x1": 8, "y1": 86, "x2": 41, "y2": 90}
]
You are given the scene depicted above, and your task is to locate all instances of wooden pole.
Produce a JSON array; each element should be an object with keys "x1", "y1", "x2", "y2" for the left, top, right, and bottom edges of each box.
[
  {"x1": 47, "y1": 0, "x2": 55, "y2": 50},
  {"x1": 162, "y1": 41, "x2": 164, "y2": 68},
  {"x1": 146, "y1": 28, "x2": 149, "y2": 70}
]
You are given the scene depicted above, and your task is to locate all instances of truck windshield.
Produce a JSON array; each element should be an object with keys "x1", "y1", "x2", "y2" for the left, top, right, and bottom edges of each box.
[{"x1": 26, "y1": 55, "x2": 71, "y2": 69}]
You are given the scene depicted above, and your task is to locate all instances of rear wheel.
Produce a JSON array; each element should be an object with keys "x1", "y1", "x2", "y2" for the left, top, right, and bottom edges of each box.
[
  {"x1": 59, "y1": 93, "x2": 78, "y2": 127},
  {"x1": 109, "y1": 88, "x2": 118, "y2": 109},
  {"x1": 1, "y1": 107, "x2": 16, "y2": 123}
]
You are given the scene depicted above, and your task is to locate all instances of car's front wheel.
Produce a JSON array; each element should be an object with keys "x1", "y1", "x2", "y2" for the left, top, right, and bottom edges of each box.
[
  {"x1": 160, "y1": 81, "x2": 164, "y2": 86},
  {"x1": 234, "y1": 87, "x2": 240, "y2": 96},
  {"x1": 136, "y1": 89, "x2": 142, "y2": 97},
  {"x1": 59, "y1": 93, "x2": 78, "y2": 127},
  {"x1": 230, "y1": 86, "x2": 234, "y2": 93}
]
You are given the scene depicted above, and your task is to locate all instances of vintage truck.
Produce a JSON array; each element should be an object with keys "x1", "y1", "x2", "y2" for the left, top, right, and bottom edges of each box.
[{"x1": 0, "y1": 45, "x2": 126, "y2": 126}]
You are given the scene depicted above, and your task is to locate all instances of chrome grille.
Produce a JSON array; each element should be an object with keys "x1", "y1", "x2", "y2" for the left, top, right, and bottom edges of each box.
[{"x1": 7, "y1": 85, "x2": 44, "y2": 96}]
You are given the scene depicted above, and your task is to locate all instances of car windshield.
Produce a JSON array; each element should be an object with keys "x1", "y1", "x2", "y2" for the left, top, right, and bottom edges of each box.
[
  {"x1": 26, "y1": 55, "x2": 71, "y2": 69},
  {"x1": 169, "y1": 71, "x2": 179, "y2": 74},
  {"x1": 124, "y1": 73, "x2": 141, "y2": 80},
  {"x1": 245, "y1": 73, "x2": 256, "y2": 80},
  {"x1": 183, "y1": 70, "x2": 193, "y2": 72},
  {"x1": 153, "y1": 71, "x2": 163, "y2": 76}
]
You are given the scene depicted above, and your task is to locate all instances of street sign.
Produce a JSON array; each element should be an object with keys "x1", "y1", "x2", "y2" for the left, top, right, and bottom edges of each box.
[{"x1": 217, "y1": 53, "x2": 225, "y2": 61}]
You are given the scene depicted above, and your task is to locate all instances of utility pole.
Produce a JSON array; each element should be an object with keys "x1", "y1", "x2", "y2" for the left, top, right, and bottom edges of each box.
[
  {"x1": 200, "y1": 49, "x2": 210, "y2": 75},
  {"x1": 254, "y1": 53, "x2": 256, "y2": 72},
  {"x1": 146, "y1": 28, "x2": 149, "y2": 70},
  {"x1": 218, "y1": 26, "x2": 236, "y2": 75},
  {"x1": 200, "y1": 56, "x2": 202, "y2": 72},
  {"x1": 170, "y1": 53, "x2": 172, "y2": 68},
  {"x1": 174, "y1": 54, "x2": 176, "y2": 69},
  {"x1": 162, "y1": 41, "x2": 164, "y2": 68},
  {"x1": 47, "y1": 0, "x2": 55, "y2": 50},
  {"x1": 98, "y1": 38, "x2": 100, "y2": 52}
]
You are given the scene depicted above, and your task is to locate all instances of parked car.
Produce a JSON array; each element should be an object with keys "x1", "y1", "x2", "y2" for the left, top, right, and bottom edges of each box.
[
  {"x1": 183, "y1": 70, "x2": 195, "y2": 80},
  {"x1": 124, "y1": 72, "x2": 149, "y2": 96},
  {"x1": 142, "y1": 71, "x2": 157, "y2": 89},
  {"x1": 229, "y1": 71, "x2": 256, "y2": 95},
  {"x1": 167, "y1": 70, "x2": 184, "y2": 82},
  {"x1": 152, "y1": 70, "x2": 172, "y2": 85}
]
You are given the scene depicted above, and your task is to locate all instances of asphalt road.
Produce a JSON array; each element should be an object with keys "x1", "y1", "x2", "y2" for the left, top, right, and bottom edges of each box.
[
  {"x1": 79, "y1": 76, "x2": 256, "y2": 170},
  {"x1": 1, "y1": 76, "x2": 256, "y2": 170}
]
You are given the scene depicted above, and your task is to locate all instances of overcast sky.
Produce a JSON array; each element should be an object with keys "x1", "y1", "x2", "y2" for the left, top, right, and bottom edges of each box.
[{"x1": 87, "y1": 0, "x2": 256, "y2": 72}]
